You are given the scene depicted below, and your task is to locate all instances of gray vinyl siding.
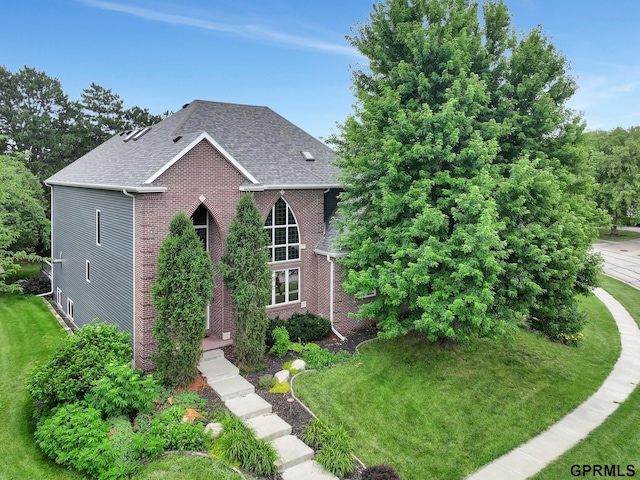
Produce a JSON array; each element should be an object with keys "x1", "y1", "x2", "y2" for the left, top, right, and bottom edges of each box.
[{"x1": 51, "y1": 186, "x2": 134, "y2": 339}]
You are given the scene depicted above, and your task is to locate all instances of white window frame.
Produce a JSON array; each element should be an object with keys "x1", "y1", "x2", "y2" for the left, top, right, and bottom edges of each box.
[
  {"x1": 269, "y1": 267, "x2": 300, "y2": 306},
  {"x1": 86, "y1": 260, "x2": 91, "y2": 283},
  {"x1": 356, "y1": 289, "x2": 377, "y2": 299},
  {"x1": 56, "y1": 287, "x2": 62, "y2": 306},
  {"x1": 96, "y1": 210, "x2": 101, "y2": 246},
  {"x1": 67, "y1": 298, "x2": 74, "y2": 320},
  {"x1": 265, "y1": 198, "x2": 300, "y2": 263},
  {"x1": 191, "y1": 205, "x2": 209, "y2": 251}
]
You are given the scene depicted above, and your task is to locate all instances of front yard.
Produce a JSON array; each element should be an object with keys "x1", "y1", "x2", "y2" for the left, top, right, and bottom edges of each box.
[{"x1": 295, "y1": 292, "x2": 621, "y2": 480}]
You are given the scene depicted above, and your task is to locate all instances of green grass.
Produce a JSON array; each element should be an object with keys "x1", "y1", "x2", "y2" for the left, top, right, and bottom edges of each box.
[
  {"x1": 4, "y1": 261, "x2": 42, "y2": 285},
  {"x1": 295, "y1": 294, "x2": 621, "y2": 480},
  {"x1": 0, "y1": 293, "x2": 80, "y2": 480},
  {"x1": 133, "y1": 453, "x2": 240, "y2": 480},
  {"x1": 532, "y1": 276, "x2": 640, "y2": 479},
  {"x1": 597, "y1": 227, "x2": 640, "y2": 242}
]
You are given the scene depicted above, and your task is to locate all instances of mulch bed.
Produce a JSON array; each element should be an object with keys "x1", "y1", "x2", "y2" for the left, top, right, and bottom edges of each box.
[{"x1": 193, "y1": 323, "x2": 380, "y2": 479}]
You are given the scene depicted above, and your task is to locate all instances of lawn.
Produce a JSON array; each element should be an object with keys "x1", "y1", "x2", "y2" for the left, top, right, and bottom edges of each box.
[
  {"x1": 597, "y1": 227, "x2": 640, "y2": 242},
  {"x1": 532, "y1": 275, "x2": 640, "y2": 479},
  {"x1": 294, "y1": 294, "x2": 621, "y2": 480}
]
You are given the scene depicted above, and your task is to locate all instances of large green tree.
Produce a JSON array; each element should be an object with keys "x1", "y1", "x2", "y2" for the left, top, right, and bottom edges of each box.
[
  {"x1": 0, "y1": 152, "x2": 49, "y2": 292},
  {"x1": 151, "y1": 212, "x2": 214, "y2": 387},
  {"x1": 587, "y1": 127, "x2": 640, "y2": 234},
  {"x1": 333, "y1": 0, "x2": 601, "y2": 345},
  {"x1": 220, "y1": 194, "x2": 272, "y2": 368}
]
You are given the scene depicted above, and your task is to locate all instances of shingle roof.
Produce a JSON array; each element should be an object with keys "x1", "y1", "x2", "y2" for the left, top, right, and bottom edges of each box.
[{"x1": 46, "y1": 100, "x2": 340, "y2": 192}]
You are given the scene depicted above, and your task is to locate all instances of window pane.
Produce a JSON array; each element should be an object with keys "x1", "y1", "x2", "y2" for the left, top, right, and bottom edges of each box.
[
  {"x1": 289, "y1": 269, "x2": 299, "y2": 301},
  {"x1": 275, "y1": 199, "x2": 287, "y2": 225},
  {"x1": 288, "y1": 227, "x2": 299, "y2": 244},
  {"x1": 274, "y1": 247, "x2": 286, "y2": 262},
  {"x1": 288, "y1": 246, "x2": 299, "y2": 260},
  {"x1": 274, "y1": 227, "x2": 286, "y2": 245},
  {"x1": 265, "y1": 211, "x2": 273, "y2": 227},
  {"x1": 191, "y1": 205, "x2": 208, "y2": 226},
  {"x1": 288, "y1": 209, "x2": 296, "y2": 225},
  {"x1": 274, "y1": 270, "x2": 286, "y2": 304}
]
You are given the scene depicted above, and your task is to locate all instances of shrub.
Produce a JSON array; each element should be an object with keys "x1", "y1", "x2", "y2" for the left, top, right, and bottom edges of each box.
[
  {"x1": 302, "y1": 343, "x2": 351, "y2": 369},
  {"x1": 361, "y1": 464, "x2": 402, "y2": 480},
  {"x1": 265, "y1": 316, "x2": 287, "y2": 348},
  {"x1": 302, "y1": 418, "x2": 354, "y2": 477},
  {"x1": 144, "y1": 405, "x2": 209, "y2": 452},
  {"x1": 28, "y1": 320, "x2": 132, "y2": 416},
  {"x1": 258, "y1": 374, "x2": 275, "y2": 390},
  {"x1": 219, "y1": 416, "x2": 278, "y2": 476},
  {"x1": 88, "y1": 363, "x2": 160, "y2": 418},
  {"x1": 285, "y1": 312, "x2": 331, "y2": 343},
  {"x1": 529, "y1": 305, "x2": 587, "y2": 346},
  {"x1": 269, "y1": 326, "x2": 291, "y2": 358},
  {"x1": 269, "y1": 380, "x2": 290, "y2": 394},
  {"x1": 21, "y1": 272, "x2": 50, "y2": 295}
]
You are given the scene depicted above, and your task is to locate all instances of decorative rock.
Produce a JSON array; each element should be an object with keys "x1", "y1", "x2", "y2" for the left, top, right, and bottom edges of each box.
[
  {"x1": 290, "y1": 359, "x2": 306, "y2": 371},
  {"x1": 274, "y1": 370, "x2": 290, "y2": 383},
  {"x1": 204, "y1": 422, "x2": 224, "y2": 438}
]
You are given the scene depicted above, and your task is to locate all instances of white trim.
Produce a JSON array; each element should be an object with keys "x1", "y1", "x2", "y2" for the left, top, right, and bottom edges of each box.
[
  {"x1": 86, "y1": 260, "x2": 91, "y2": 283},
  {"x1": 66, "y1": 298, "x2": 74, "y2": 320},
  {"x1": 56, "y1": 287, "x2": 62, "y2": 307},
  {"x1": 265, "y1": 197, "x2": 301, "y2": 263},
  {"x1": 269, "y1": 267, "x2": 301, "y2": 307},
  {"x1": 240, "y1": 182, "x2": 340, "y2": 192},
  {"x1": 122, "y1": 189, "x2": 136, "y2": 367},
  {"x1": 45, "y1": 180, "x2": 166, "y2": 193},
  {"x1": 143, "y1": 132, "x2": 259, "y2": 185}
]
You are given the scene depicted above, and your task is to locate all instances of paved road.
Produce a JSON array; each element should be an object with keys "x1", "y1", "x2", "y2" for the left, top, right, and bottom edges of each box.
[{"x1": 466, "y1": 231, "x2": 640, "y2": 480}]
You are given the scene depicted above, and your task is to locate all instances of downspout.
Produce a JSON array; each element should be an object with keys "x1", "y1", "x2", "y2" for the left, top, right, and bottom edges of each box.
[
  {"x1": 326, "y1": 255, "x2": 346, "y2": 341},
  {"x1": 122, "y1": 189, "x2": 136, "y2": 367},
  {"x1": 37, "y1": 182, "x2": 54, "y2": 297}
]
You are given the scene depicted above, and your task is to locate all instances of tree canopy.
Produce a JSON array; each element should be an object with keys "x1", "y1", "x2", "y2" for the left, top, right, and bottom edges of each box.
[
  {"x1": 333, "y1": 0, "x2": 602, "y2": 345},
  {"x1": 587, "y1": 127, "x2": 640, "y2": 234},
  {"x1": 220, "y1": 194, "x2": 272, "y2": 368},
  {"x1": 151, "y1": 212, "x2": 214, "y2": 387}
]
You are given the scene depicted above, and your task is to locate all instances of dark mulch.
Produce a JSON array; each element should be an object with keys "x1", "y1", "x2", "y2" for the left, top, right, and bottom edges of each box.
[{"x1": 194, "y1": 323, "x2": 380, "y2": 479}]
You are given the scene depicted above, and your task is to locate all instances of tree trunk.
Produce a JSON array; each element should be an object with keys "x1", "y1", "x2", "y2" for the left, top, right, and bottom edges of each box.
[{"x1": 611, "y1": 225, "x2": 618, "y2": 236}]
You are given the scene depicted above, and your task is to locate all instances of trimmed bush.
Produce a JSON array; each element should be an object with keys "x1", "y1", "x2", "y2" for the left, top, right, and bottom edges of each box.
[
  {"x1": 28, "y1": 320, "x2": 132, "y2": 416},
  {"x1": 361, "y1": 464, "x2": 402, "y2": 480},
  {"x1": 21, "y1": 272, "x2": 50, "y2": 295},
  {"x1": 266, "y1": 312, "x2": 331, "y2": 347}
]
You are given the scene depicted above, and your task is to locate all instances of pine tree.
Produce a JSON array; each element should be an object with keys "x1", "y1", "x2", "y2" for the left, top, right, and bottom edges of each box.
[
  {"x1": 220, "y1": 194, "x2": 272, "y2": 368},
  {"x1": 151, "y1": 212, "x2": 214, "y2": 386}
]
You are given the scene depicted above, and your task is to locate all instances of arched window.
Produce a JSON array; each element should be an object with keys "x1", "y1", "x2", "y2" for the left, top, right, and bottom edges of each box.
[
  {"x1": 191, "y1": 204, "x2": 209, "y2": 251},
  {"x1": 264, "y1": 198, "x2": 300, "y2": 263}
]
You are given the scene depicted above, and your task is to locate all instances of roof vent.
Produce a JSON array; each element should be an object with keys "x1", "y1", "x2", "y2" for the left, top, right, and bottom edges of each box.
[
  {"x1": 182, "y1": 103, "x2": 190, "y2": 109},
  {"x1": 122, "y1": 130, "x2": 136, "y2": 142},
  {"x1": 301, "y1": 151, "x2": 315, "y2": 162},
  {"x1": 132, "y1": 126, "x2": 151, "y2": 141},
  {"x1": 172, "y1": 136, "x2": 182, "y2": 143}
]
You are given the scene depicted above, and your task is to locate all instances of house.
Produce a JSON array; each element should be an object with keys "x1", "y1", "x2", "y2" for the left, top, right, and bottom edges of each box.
[{"x1": 46, "y1": 100, "x2": 371, "y2": 370}]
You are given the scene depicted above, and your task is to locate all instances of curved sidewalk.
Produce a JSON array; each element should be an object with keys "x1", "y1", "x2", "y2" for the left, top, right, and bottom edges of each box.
[{"x1": 466, "y1": 287, "x2": 640, "y2": 480}]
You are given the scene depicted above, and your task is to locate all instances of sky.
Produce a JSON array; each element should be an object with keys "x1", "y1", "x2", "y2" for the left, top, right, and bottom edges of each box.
[{"x1": 3, "y1": 0, "x2": 640, "y2": 140}]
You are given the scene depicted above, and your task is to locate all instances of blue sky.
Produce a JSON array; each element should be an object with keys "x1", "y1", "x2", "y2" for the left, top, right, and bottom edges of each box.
[{"x1": 4, "y1": 1, "x2": 640, "y2": 140}]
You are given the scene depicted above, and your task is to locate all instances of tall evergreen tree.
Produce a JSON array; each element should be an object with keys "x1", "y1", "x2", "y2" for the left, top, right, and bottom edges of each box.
[
  {"x1": 151, "y1": 212, "x2": 214, "y2": 387},
  {"x1": 333, "y1": 0, "x2": 601, "y2": 345},
  {"x1": 220, "y1": 194, "x2": 272, "y2": 368}
]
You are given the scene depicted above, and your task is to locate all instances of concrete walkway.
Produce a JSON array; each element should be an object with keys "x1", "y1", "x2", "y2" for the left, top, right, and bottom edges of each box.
[{"x1": 467, "y1": 237, "x2": 640, "y2": 479}]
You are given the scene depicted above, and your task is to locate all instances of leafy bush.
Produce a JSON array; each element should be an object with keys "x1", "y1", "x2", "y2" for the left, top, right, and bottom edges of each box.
[
  {"x1": 219, "y1": 416, "x2": 278, "y2": 476},
  {"x1": 21, "y1": 272, "x2": 50, "y2": 295},
  {"x1": 302, "y1": 418, "x2": 354, "y2": 477},
  {"x1": 302, "y1": 343, "x2": 351, "y2": 369},
  {"x1": 28, "y1": 320, "x2": 132, "y2": 416},
  {"x1": 144, "y1": 405, "x2": 209, "y2": 452},
  {"x1": 266, "y1": 312, "x2": 331, "y2": 347},
  {"x1": 529, "y1": 305, "x2": 587, "y2": 346},
  {"x1": 269, "y1": 380, "x2": 290, "y2": 394},
  {"x1": 360, "y1": 464, "x2": 402, "y2": 480},
  {"x1": 269, "y1": 326, "x2": 291, "y2": 358},
  {"x1": 258, "y1": 374, "x2": 275, "y2": 390},
  {"x1": 34, "y1": 402, "x2": 131, "y2": 479},
  {"x1": 88, "y1": 363, "x2": 160, "y2": 418}
]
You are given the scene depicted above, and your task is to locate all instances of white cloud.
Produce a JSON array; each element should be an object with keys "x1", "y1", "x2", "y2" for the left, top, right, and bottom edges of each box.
[{"x1": 78, "y1": 0, "x2": 360, "y2": 58}]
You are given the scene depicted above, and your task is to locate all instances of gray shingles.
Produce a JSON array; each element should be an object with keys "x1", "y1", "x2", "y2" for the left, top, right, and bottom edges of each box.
[{"x1": 46, "y1": 100, "x2": 340, "y2": 190}]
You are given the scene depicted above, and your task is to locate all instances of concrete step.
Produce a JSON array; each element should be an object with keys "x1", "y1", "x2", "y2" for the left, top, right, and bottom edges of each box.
[
  {"x1": 245, "y1": 413, "x2": 292, "y2": 441},
  {"x1": 209, "y1": 375, "x2": 255, "y2": 401},
  {"x1": 201, "y1": 348, "x2": 224, "y2": 362},
  {"x1": 272, "y1": 435, "x2": 315, "y2": 471},
  {"x1": 280, "y1": 460, "x2": 339, "y2": 480},
  {"x1": 225, "y1": 393, "x2": 272, "y2": 420},
  {"x1": 199, "y1": 356, "x2": 238, "y2": 383}
]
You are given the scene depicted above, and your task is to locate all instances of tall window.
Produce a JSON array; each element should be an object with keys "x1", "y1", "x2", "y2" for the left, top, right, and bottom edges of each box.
[
  {"x1": 86, "y1": 260, "x2": 91, "y2": 282},
  {"x1": 264, "y1": 198, "x2": 300, "y2": 262},
  {"x1": 96, "y1": 210, "x2": 101, "y2": 246},
  {"x1": 67, "y1": 298, "x2": 74, "y2": 320},
  {"x1": 191, "y1": 204, "x2": 208, "y2": 251}
]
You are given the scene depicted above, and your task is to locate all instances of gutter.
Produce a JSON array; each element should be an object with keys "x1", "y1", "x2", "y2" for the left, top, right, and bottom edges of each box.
[
  {"x1": 326, "y1": 255, "x2": 346, "y2": 341},
  {"x1": 45, "y1": 180, "x2": 166, "y2": 193},
  {"x1": 240, "y1": 183, "x2": 340, "y2": 192}
]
